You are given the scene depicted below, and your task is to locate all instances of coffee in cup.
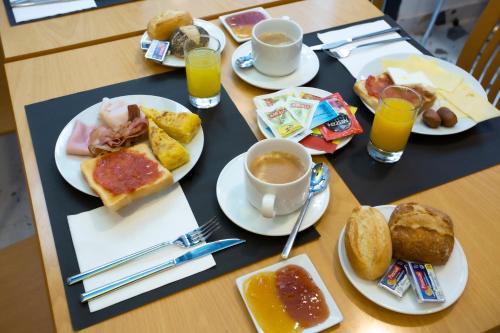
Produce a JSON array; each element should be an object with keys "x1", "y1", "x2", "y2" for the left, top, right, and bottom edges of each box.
[
  {"x1": 251, "y1": 18, "x2": 303, "y2": 77},
  {"x1": 249, "y1": 151, "x2": 305, "y2": 184},
  {"x1": 244, "y1": 138, "x2": 312, "y2": 218}
]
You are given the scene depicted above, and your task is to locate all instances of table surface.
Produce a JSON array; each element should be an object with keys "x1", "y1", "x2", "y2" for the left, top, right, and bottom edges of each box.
[
  {"x1": 5, "y1": 0, "x2": 500, "y2": 332},
  {"x1": 0, "y1": 0, "x2": 297, "y2": 61}
]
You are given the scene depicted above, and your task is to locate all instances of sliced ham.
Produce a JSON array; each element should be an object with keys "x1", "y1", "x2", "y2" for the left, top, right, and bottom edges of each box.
[{"x1": 66, "y1": 120, "x2": 96, "y2": 156}]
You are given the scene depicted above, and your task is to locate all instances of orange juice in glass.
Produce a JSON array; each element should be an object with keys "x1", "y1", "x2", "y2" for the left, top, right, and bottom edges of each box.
[
  {"x1": 184, "y1": 35, "x2": 221, "y2": 109},
  {"x1": 367, "y1": 86, "x2": 421, "y2": 163}
]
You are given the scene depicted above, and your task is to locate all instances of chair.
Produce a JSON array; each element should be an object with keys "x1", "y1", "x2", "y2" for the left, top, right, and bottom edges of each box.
[
  {"x1": 0, "y1": 237, "x2": 55, "y2": 333},
  {"x1": 371, "y1": 0, "x2": 385, "y2": 11},
  {"x1": 456, "y1": 0, "x2": 499, "y2": 108}
]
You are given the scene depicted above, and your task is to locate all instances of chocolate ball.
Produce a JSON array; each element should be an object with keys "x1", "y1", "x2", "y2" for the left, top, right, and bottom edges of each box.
[
  {"x1": 437, "y1": 107, "x2": 458, "y2": 127},
  {"x1": 422, "y1": 108, "x2": 441, "y2": 128}
]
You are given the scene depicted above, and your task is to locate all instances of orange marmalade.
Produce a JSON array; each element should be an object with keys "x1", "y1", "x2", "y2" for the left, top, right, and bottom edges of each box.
[{"x1": 243, "y1": 265, "x2": 329, "y2": 332}]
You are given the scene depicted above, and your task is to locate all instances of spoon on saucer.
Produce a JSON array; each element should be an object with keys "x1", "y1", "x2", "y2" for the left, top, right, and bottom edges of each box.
[
  {"x1": 235, "y1": 53, "x2": 254, "y2": 69},
  {"x1": 281, "y1": 163, "x2": 330, "y2": 259}
]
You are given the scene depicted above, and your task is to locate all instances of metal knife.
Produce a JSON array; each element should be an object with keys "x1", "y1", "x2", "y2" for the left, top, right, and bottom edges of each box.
[
  {"x1": 10, "y1": 0, "x2": 80, "y2": 8},
  {"x1": 80, "y1": 238, "x2": 245, "y2": 303},
  {"x1": 310, "y1": 26, "x2": 401, "y2": 51}
]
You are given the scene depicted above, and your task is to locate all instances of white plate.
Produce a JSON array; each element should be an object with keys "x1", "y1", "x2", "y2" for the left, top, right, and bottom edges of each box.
[
  {"x1": 236, "y1": 254, "x2": 343, "y2": 332},
  {"x1": 140, "y1": 19, "x2": 226, "y2": 68},
  {"x1": 216, "y1": 153, "x2": 329, "y2": 236},
  {"x1": 337, "y1": 205, "x2": 468, "y2": 315},
  {"x1": 256, "y1": 87, "x2": 353, "y2": 155},
  {"x1": 357, "y1": 53, "x2": 484, "y2": 135},
  {"x1": 54, "y1": 95, "x2": 204, "y2": 196},
  {"x1": 231, "y1": 41, "x2": 320, "y2": 90},
  {"x1": 218, "y1": 7, "x2": 271, "y2": 43}
]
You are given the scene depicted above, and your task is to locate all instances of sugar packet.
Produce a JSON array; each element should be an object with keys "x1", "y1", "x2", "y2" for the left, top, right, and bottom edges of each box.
[
  {"x1": 257, "y1": 101, "x2": 304, "y2": 139},
  {"x1": 253, "y1": 88, "x2": 296, "y2": 109},
  {"x1": 286, "y1": 96, "x2": 318, "y2": 129}
]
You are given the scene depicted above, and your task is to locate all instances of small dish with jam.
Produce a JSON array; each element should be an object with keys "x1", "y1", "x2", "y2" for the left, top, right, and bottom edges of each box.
[
  {"x1": 236, "y1": 254, "x2": 343, "y2": 333},
  {"x1": 219, "y1": 7, "x2": 271, "y2": 43}
]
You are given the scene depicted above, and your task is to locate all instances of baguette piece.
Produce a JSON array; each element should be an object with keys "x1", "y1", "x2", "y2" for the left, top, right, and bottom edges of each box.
[
  {"x1": 344, "y1": 206, "x2": 392, "y2": 280},
  {"x1": 148, "y1": 118, "x2": 189, "y2": 171},
  {"x1": 389, "y1": 203, "x2": 454, "y2": 265},
  {"x1": 147, "y1": 10, "x2": 193, "y2": 40},
  {"x1": 81, "y1": 143, "x2": 172, "y2": 210},
  {"x1": 141, "y1": 106, "x2": 201, "y2": 144}
]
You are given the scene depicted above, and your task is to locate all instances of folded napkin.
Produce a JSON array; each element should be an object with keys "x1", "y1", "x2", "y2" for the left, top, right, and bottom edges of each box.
[
  {"x1": 67, "y1": 184, "x2": 215, "y2": 312},
  {"x1": 12, "y1": 0, "x2": 96, "y2": 23},
  {"x1": 317, "y1": 20, "x2": 422, "y2": 78}
]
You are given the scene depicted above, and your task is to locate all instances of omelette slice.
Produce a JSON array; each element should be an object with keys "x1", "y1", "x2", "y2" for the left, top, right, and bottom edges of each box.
[
  {"x1": 148, "y1": 119, "x2": 189, "y2": 171},
  {"x1": 142, "y1": 106, "x2": 201, "y2": 143}
]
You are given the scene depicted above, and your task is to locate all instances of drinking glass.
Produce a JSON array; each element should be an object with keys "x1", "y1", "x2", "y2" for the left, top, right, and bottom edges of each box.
[
  {"x1": 367, "y1": 85, "x2": 422, "y2": 163},
  {"x1": 184, "y1": 35, "x2": 221, "y2": 109}
]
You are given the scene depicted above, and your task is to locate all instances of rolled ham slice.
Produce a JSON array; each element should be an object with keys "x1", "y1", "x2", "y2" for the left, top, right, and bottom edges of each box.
[
  {"x1": 99, "y1": 98, "x2": 130, "y2": 130},
  {"x1": 66, "y1": 120, "x2": 95, "y2": 156}
]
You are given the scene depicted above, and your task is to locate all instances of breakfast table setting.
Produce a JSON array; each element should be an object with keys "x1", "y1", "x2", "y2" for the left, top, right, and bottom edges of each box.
[{"x1": 3, "y1": 0, "x2": 500, "y2": 332}]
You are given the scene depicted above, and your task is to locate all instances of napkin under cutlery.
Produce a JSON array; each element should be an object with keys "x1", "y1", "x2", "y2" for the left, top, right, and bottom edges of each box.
[
  {"x1": 318, "y1": 20, "x2": 422, "y2": 77},
  {"x1": 12, "y1": 0, "x2": 96, "y2": 23},
  {"x1": 67, "y1": 184, "x2": 215, "y2": 312}
]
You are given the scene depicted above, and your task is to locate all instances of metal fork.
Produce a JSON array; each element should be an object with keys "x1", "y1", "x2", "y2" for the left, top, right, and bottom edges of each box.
[
  {"x1": 66, "y1": 217, "x2": 220, "y2": 285},
  {"x1": 324, "y1": 37, "x2": 410, "y2": 59}
]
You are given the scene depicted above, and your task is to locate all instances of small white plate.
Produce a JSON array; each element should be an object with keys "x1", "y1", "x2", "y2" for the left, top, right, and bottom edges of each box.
[
  {"x1": 256, "y1": 86, "x2": 353, "y2": 155},
  {"x1": 236, "y1": 254, "x2": 343, "y2": 333},
  {"x1": 140, "y1": 19, "x2": 226, "y2": 68},
  {"x1": 338, "y1": 205, "x2": 468, "y2": 315},
  {"x1": 357, "y1": 53, "x2": 484, "y2": 135},
  {"x1": 218, "y1": 7, "x2": 271, "y2": 43},
  {"x1": 231, "y1": 41, "x2": 320, "y2": 90},
  {"x1": 216, "y1": 153, "x2": 329, "y2": 236},
  {"x1": 54, "y1": 95, "x2": 204, "y2": 196}
]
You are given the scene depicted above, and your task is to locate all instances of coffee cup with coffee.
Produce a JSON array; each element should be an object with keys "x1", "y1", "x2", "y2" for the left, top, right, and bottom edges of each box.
[
  {"x1": 251, "y1": 18, "x2": 303, "y2": 77},
  {"x1": 244, "y1": 138, "x2": 312, "y2": 218}
]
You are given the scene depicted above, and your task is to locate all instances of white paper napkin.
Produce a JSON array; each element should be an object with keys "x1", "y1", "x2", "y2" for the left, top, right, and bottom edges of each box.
[
  {"x1": 12, "y1": 0, "x2": 96, "y2": 23},
  {"x1": 67, "y1": 184, "x2": 215, "y2": 312},
  {"x1": 317, "y1": 20, "x2": 422, "y2": 78}
]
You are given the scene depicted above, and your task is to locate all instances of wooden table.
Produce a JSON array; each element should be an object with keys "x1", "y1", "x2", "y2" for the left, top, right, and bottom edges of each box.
[
  {"x1": 0, "y1": 0, "x2": 297, "y2": 61},
  {"x1": 5, "y1": 0, "x2": 500, "y2": 332}
]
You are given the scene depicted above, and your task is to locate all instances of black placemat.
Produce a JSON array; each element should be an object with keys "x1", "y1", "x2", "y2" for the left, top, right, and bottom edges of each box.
[
  {"x1": 26, "y1": 71, "x2": 319, "y2": 330},
  {"x1": 4, "y1": 0, "x2": 138, "y2": 26},
  {"x1": 301, "y1": 15, "x2": 500, "y2": 206}
]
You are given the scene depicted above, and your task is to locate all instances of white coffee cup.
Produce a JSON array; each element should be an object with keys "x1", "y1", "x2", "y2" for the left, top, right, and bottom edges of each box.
[
  {"x1": 244, "y1": 138, "x2": 312, "y2": 218},
  {"x1": 251, "y1": 18, "x2": 303, "y2": 77}
]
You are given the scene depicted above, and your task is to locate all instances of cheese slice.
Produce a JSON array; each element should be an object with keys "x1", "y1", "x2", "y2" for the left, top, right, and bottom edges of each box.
[
  {"x1": 437, "y1": 82, "x2": 500, "y2": 122},
  {"x1": 387, "y1": 67, "x2": 435, "y2": 88},
  {"x1": 434, "y1": 92, "x2": 468, "y2": 119},
  {"x1": 382, "y1": 55, "x2": 463, "y2": 92}
]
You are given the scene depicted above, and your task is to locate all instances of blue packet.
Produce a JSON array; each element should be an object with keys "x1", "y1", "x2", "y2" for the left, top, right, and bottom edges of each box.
[{"x1": 310, "y1": 99, "x2": 339, "y2": 129}]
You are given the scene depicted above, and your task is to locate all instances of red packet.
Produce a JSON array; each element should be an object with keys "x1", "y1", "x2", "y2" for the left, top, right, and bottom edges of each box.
[
  {"x1": 300, "y1": 133, "x2": 337, "y2": 154},
  {"x1": 319, "y1": 93, "x2": 363, "y2": 141}
]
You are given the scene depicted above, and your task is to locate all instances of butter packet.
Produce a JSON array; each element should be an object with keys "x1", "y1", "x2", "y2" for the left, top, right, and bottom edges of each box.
[
  {"x1": 378, "y1": 260, "x2": 411, "y2": 297},
  {"x1": 286, "y1": 96, "x2": 318, "y2": 128},
  {"x1": 257, "y1": 101, "x2": 304, "y2": 138},
  {"x1": 406, "y1": 262, "x2": 445, "y2": 303},
  {"x1": 253, "y1": 88, "x2": 296, "y2": 109}
]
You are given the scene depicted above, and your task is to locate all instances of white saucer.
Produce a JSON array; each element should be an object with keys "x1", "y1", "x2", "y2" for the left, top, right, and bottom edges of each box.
[
  {"x1": 140, "y1": 19, "x2": 226, "y2": 68},
  {"x1": 216, "y1": 153, "x2": 329, "y2": 236},
  {"x1": 231, "y1": 41, "x2": 320, "y2": 90},
  {"x1": 338, "y1": 205, "x2": 468, "y2": 315}
]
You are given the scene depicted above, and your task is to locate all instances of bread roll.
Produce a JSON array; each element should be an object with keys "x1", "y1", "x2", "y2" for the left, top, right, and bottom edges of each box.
[
  {"x1": 389, "y1": 203, "x2": 454, "y2": 265},
  {"x1": 344, "y1": 207, "x2": 392, "y2": 280},
  {"x1": 147, "y1": 10, "x2": 193, "y2": 41}
]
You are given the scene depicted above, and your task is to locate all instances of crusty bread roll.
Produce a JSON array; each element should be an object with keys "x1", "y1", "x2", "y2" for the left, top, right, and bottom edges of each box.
[
  {"x1": 344, "y1": 207, "x2": 392, "y2": 280},
  {"x1": 389, "y1": 203, "x2": 454, "y2": 265},
  {"x1": 81, "y1": 143, "x2": 172, "y2": 211},
  {"x1": 147, "y1": 10, "x2": 193, "y2": 41}
]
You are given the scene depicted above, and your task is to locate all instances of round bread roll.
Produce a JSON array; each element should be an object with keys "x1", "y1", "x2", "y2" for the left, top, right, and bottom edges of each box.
[
  {"x1": 344, "y1": 207, "x2": 392, "y2": 280},
  {"x1": 389, "y1": 203, "x2": 454, "y2": 265},
  {"x1": 147, "y1": 10, "x2": 193, "y2": 41}
]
